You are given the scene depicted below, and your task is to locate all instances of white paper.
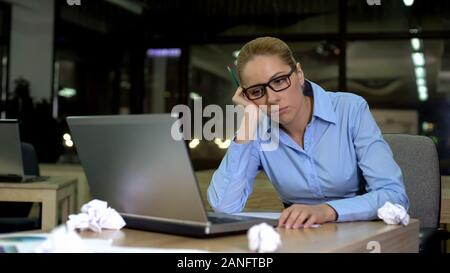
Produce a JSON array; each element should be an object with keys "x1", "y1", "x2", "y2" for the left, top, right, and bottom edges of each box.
[
  {"x1": 247, "y1": 222, "x2": 281, "y2": 253},
  {"x1": 377, "y1": 201, "x2": 410, "y2": 226},
  {"x1": 9, "y1": 226, "x2": 208, "y2": 253},
  {"x1": 234, "y1": 212, "x2": 321, "y2": 228},
  {"x1": 0, "y1": 233, "x2": 49, "y2": 253},
  {"x1": 234, "y1": 212, "x2": 281, "y2": 219},
  {"x1": 34, "y1": 226, "x2": 93, "y2": 253},
  {"x1": 66, "y1": 199, "x2": 126, "y2": 233}
]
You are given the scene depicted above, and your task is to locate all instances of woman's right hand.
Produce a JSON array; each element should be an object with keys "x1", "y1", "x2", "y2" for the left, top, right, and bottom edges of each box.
[
  {"x1": 232, "y1": 87, "x2": 260, "y2": 143},
  {"x1": 232, "y1": 86, "x2": 254, "y2": 108}
]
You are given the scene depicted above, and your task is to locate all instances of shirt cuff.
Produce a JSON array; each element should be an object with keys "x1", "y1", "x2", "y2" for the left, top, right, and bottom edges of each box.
[{"x1": 325, "y1": 199, "x2": 372, "y2": 222}]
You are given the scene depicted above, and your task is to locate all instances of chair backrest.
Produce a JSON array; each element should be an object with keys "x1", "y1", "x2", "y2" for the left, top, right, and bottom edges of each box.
[
  {"x1": 21, "y1": 142, "x2": 40, "y2": 176},
  {"x1": 0, "y1": 142, "x2": 39, "y2": 217},
  {"x1": 383, "y1": 134, "x2": 441, "y2": 228}
]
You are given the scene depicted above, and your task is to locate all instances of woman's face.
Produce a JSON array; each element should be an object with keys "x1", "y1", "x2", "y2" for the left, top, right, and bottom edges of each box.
[{"x1": 240, "y1": 55, "x2": 306, "y2": 127}]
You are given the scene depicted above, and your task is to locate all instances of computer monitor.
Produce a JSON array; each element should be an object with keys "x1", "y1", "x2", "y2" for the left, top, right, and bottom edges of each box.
[{"x1": 0, "y1": 119, "x2": 25, "y2": 181}]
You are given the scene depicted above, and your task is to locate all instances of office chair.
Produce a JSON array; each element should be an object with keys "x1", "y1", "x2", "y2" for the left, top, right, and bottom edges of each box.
[
  {"x1": 0, "y1": 142, "x2": 41, "y2": 233},
  {"x1": 383, "y1": 134, "x2": 450, "y2": 253}
]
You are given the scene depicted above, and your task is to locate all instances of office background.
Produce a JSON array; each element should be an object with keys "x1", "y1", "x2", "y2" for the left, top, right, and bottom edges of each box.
[{"x1": 0, "y1": 0, "x2": 449, "y2": 174}]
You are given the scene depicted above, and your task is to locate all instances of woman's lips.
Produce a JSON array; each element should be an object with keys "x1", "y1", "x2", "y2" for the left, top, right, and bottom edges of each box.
[
  {"x1": 267, "y1": 105, "x2": 289, "y2": 119},
  {"x1": 275, "y1": 106, "x2": 289, "y2": 115},
  {"x1": 269, "y1": 106, "x2": 289, "y2": 119}
]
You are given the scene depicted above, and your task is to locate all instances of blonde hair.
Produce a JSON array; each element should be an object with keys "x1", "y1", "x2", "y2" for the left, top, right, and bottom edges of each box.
[{"x1": 236, "y1": 37, "x2": 296, "y2": 81}]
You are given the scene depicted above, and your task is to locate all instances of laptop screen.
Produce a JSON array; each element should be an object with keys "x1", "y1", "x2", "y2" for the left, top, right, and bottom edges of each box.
[
  {"x1": 0, "y1": 120, "x2": 24, "y2": 177},
  {"x1": 67, "y1": 114, "x2": 209, "y2": 223}
]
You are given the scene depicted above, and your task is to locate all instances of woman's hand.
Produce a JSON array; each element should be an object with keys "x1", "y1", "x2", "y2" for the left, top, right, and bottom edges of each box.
[
  {"x1": 232, "y1": 86, "x2": 253, "y2": 107},
  {"x1": 232, "y1": 87, "x2": 260, "y2": 144},
  {"x1": 278, "y1": 204, "x2": 337, "y2": 229}
]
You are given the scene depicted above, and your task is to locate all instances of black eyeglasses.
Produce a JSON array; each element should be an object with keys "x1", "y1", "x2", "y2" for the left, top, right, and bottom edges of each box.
[{"x1": 242, "y1": 66, "x2": 296, "y2": 100}]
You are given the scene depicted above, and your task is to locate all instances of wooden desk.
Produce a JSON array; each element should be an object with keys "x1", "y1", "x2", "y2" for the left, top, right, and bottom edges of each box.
[
  {"x1": 441, "y1": 176, "x2": 450, "y2": 224},
  {"x1": 0, "y1": 177, "x2": 78, "y2": 231},
  {"x1": 79, "y1": 219, "x2": 419, "y2": 253}
]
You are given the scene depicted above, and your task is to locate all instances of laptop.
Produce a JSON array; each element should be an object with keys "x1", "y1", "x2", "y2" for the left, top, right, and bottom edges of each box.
[
  {"x1": 0, "y1": 119, "x2": 46, "y2": 182},
  {"x1": 67, "y1": 114, "x2": 278, "y2": 237}
]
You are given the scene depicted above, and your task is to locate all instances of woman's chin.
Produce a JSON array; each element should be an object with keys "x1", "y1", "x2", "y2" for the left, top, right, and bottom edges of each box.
[{"x1": 278, "y1": 115, "x2": 294, "y2": 126}]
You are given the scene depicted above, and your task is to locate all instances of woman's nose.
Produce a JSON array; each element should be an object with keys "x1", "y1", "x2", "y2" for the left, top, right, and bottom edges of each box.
[{"x1": 266, "y1": 88, "x2": 281, "y2": 104}]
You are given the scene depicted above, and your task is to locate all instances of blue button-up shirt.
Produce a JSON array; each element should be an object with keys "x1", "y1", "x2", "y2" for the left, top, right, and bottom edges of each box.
[{"x1": 207, "y1": 81, "x2": 409, "y2": 222}]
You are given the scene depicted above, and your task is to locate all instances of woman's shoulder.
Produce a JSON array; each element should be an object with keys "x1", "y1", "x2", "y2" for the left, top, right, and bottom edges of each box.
[{"x1": 327, "y1": 90, "x2": 367, "y2": 110}]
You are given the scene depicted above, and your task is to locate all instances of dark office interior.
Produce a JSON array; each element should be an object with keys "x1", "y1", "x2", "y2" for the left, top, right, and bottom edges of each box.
[{"x1": 0, "y1": 0, "x2": 449, "y2": 172}]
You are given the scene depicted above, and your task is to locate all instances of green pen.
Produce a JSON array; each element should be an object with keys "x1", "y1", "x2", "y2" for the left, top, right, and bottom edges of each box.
[{"x1": 227, "y1": 66, "x2": 240, "y2": 87}]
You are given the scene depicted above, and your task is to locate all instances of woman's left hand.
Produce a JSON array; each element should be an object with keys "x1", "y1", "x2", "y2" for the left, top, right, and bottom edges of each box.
[{"x1": 278, "y1": 204, "x2": 337, "y2": 229}]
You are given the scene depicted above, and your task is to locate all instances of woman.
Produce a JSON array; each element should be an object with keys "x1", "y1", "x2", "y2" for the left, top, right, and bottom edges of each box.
[{"x1": 207, "y1": 37, "x2": 409, "y2": 229}]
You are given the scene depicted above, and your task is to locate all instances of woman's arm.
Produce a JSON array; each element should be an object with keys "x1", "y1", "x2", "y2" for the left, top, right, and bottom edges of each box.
[
  {"x1": 207, "y1": 87, "x2": 262, "y2": 213},
  {"x1": 326, "y1": 98, "x2": 410, "y2": 222},
  {"x1": 207, "y1": 140, "x2": 261, "y2": 213}
]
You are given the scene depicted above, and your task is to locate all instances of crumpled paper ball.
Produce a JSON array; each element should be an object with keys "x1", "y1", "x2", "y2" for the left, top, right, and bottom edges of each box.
[
  {"x1": 35, "y1": 226, "x2": 90, "y2": 253},
  {"x1": 66, "y1": 199, "x2": 126, "y2": 233},
  {"x1": 377, "y1": 201, "x2": 410, "y2": 226},
  {"x1": 247, "y1": 223, "x2": 281, "y2": 253}
]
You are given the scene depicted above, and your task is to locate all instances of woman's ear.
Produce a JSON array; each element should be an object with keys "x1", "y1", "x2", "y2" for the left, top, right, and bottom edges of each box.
[{"x1": 296, "y1": 63, "x2": 304, "y2": 85}]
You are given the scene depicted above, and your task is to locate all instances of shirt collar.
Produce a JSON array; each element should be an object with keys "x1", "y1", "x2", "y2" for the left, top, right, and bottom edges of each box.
[{"x1": 307, "y1": 80, "x2": 337, "y2": 125}]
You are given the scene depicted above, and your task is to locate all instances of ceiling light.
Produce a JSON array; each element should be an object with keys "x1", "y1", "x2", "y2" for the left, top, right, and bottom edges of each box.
[
  {"x1": 415, "y1": 67, "x2": 425, "y2": 78},
  {"x1": 411, "y1": 38, "x2": 421, "y2": 51},
  {"x1": 412, "y1": 52, "x2": 425, "y2": 66},
  {"x1": 403, "y1": 0, "x2": 414, "y2": 6}
]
